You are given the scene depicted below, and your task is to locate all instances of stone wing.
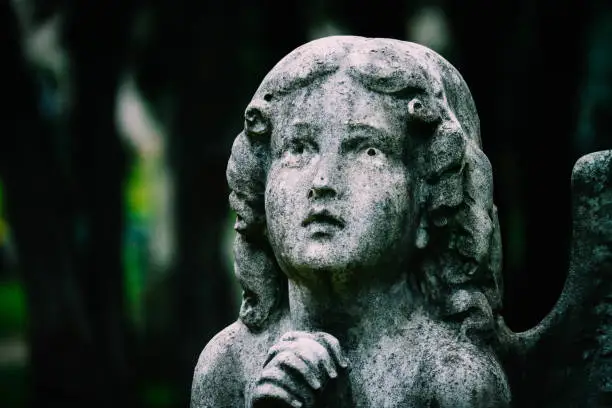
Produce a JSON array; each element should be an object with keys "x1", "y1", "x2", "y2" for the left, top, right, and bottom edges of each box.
[{"x1": 498, "y1": 150, "x2": 612, "y2": 408}]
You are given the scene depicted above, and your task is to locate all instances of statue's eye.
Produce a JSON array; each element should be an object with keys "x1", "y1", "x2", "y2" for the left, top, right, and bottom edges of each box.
[
  {"x1": 292, "y1": 143, "x2": 305, "y2": 154},
  {"x1": 363, "y1": 147, "x2": 383, "y2": 158},
  {"x1": 280, "y1": 139, "x2": 314, "y2": 167},
  {"x1": 356, "y1": 145, "x2": 387, "y2": 164}
]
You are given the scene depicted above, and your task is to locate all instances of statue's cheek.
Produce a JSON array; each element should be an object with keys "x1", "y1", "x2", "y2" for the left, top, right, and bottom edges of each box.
[
  {"x1": 348, "y1": 170, "x2": 410, "y2": 228},
  {"x1": 265, "y1": 171, "x2": 302, "y2": 238}
]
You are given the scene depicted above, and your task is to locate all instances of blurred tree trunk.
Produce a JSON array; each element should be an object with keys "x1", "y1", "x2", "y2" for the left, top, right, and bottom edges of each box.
[
  {"x1": 2, "y1": 5, "x2": 91, "y2": 405},
  {"x1": 62, "y1": 0, "x2": 137, "y2": 404},
  {"x1": 2, "y1": 1, "x2": 137, "y2": 406}
]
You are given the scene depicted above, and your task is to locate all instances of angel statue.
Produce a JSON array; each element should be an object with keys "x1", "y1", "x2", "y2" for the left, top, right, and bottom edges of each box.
[{"x1": 190, "y1": 35, "x2": 612, "y2": 407}]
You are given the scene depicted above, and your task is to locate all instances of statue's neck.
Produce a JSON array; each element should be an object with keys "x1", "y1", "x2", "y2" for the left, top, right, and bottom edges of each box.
[{"x1": 287, "y1": 273, "x2": 419, "y2": 346}]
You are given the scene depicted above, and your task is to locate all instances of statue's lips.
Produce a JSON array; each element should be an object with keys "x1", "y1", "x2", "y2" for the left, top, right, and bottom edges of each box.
[{"x1": 301, "y1": 209, "x2": 345, "y2": 229}]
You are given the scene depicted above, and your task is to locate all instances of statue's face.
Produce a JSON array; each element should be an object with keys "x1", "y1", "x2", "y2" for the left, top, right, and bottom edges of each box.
[{"x1": 265, "y1": 74, "x2": 416, "y2": 285}]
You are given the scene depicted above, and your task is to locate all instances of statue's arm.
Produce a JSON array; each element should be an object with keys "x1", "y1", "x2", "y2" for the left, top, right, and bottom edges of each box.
[{"x1": 191, "y1": 322, "x2": 245, "y2": 408}]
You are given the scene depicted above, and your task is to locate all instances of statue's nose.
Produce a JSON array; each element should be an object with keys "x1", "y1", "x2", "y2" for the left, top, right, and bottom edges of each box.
[{"x1": 308, "y1": 155, "x2": 338, "y2": 200}]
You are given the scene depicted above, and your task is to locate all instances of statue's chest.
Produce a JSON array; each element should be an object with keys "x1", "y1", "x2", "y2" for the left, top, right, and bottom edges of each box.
[{"x1": 320, "y1": 334, "x2": 428, "y2": 407}]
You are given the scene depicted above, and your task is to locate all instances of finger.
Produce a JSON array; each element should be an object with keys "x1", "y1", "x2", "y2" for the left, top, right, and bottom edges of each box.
[
  {"x1": 257, "y1": 364, "x2": 317, "y2": 408},
  {"x1": 265, "y1": 341, "x2": 294, "y2": 366},
  {"x1": 265, "y1": 343, "x2": 329, "y2": 389},
  {"x1": 280, "y1": 331, "x2": 312, "y2": 342},
  {"x1": 315, "y1": 347, "x2": 337, "y2": 379},
  {"x1": 314, "y1": 332, "x2": 349, "y2": 368},
  {"x1": 280, "y1": 331, "x2": 348, "y2": 368},
  {"x1": 260, "y1": 363, "x2": 317, "y2": 397},
  {"x1": 264, "y1": 332, "x2": 309, "y2": 366},
  {"x1": 252, "y1": 381, "x2": 303, "y2": 408},
  {"x1": 296, "y1": 339, "x2": 338, "y2": 379},
  {"x1": 277, "y1": 332, "x2": 341, "y2": 379},
  {"x1": 275, "y1": 350, "x2": 324, "y2": 390},
  {"x1": 265, "y1": 335, "x2": 326, "y2": 366}
]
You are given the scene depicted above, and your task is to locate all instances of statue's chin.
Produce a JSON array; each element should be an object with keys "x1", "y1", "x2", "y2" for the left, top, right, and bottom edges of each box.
[
  {"x1": 285, "y1": 256, "x2": 351, "y2": 279},
  {"x1": 273, "y1": 229, "x2": 408, "y2": 287},
  {"x1": 280, "y1": 245, "x2": 391, "y2": 289},
  {"x1": 279, "y1": 252, "x2": 350, "y2": 286}
]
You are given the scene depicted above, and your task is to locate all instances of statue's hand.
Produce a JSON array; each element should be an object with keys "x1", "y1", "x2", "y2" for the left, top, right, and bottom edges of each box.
[{"x1": 251, "y1": 331, "x2": 349, "y2": 408}]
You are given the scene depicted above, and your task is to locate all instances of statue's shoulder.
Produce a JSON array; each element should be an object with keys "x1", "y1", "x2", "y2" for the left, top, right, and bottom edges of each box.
[
  {"x1": 191, "y1": 318, "x2": 284, "y2": 407},
  {"x1": 190, "y1": 320, "x2": 251, "y2": 407}
]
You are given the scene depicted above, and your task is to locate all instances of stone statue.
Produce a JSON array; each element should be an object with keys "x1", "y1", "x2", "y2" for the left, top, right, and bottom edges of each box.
[{"x1": 191, "y1": 36, "x2": 612, "y2": 407}]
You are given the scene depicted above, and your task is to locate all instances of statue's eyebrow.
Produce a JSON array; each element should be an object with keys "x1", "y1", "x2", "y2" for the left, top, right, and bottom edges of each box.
[
  {"x1": 275, "y1": 121, "x2": 318, "y2": 152},
  {"x1": 342, "y1": 122, "x2": 399, "y2": 152},
  {"x1": 345, "y1": 122, "x2": 393, "y2": 139},
  {"x1": 286, "y1": 120, "x2": 319, "y2": 136}
]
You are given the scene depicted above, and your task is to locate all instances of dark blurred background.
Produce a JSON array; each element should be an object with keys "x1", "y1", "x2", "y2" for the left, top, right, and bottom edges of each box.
[{"x1": 0, "y1": 0, "x2": 610, "y2": 406}]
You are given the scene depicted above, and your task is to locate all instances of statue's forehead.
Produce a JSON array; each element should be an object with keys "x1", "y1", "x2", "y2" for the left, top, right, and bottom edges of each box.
[
  {"x1": 255, "y1": 36, "x2": 447, "y2": 100},
  {"x1": 276, "y1": 74, "x2": 408, "y2": 127}
]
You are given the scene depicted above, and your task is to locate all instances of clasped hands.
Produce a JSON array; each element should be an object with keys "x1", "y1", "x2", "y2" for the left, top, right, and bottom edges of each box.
[{"x1": 252, "y1": 331, "x2": 349, "y2": 408}]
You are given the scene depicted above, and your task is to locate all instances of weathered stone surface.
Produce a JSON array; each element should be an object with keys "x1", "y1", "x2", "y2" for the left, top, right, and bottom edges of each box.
[{"x1": 191, "y1": 35, "x2": 612, "y2": 407}]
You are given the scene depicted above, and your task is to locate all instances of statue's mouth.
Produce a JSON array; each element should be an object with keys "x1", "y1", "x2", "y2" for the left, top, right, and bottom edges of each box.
[{"x1": 301, "y1": 209, "x2": 346, "y2": 229}]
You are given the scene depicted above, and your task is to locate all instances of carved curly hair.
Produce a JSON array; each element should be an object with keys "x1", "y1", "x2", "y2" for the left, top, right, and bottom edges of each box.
[{"x1": 226, "y1": 36, "x2": 503, "y2": 346}]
